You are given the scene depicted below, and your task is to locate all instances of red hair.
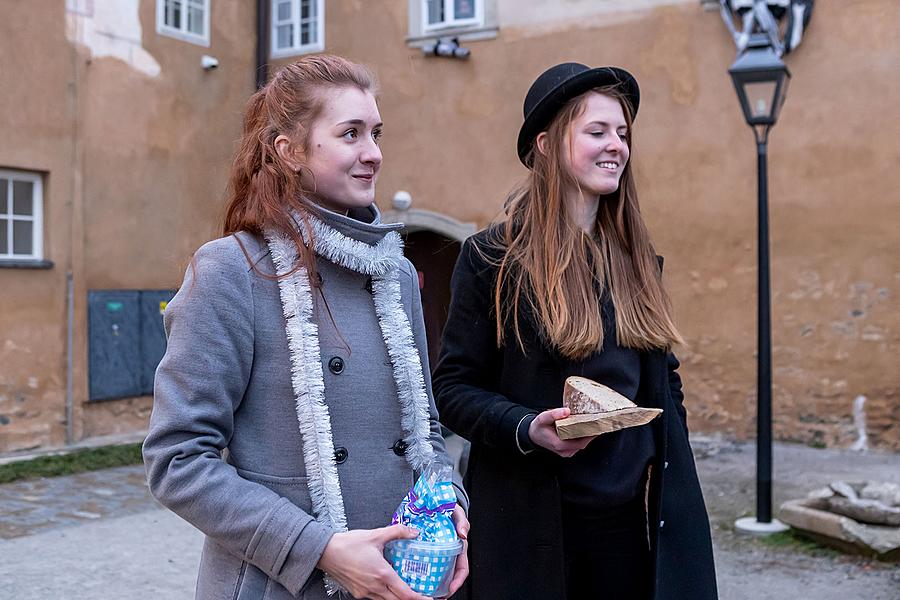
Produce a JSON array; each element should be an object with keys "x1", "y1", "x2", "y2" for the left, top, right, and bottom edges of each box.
[{"x1": 222, "y1": 54, "x2": 377, "y2": 276}]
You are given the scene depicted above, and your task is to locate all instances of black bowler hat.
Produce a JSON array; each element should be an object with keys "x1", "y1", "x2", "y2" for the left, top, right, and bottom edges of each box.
[{"x1": 516, "y1": 62, "x2": 640, "y2": 167}]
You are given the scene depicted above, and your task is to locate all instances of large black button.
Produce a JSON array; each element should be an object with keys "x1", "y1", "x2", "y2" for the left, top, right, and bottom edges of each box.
[
  {"x1": 364, "y1": 276, "x2": 373, "y2": 294},
  {"x1": 392, "y1": 439, "x2": 409, "y2": 456},
  {"x1": 334, "y1": 447, "x2": 348, "y2": 463},
  {"x1": 328, "y1": 357, "x2": 344, "y2": 374}
]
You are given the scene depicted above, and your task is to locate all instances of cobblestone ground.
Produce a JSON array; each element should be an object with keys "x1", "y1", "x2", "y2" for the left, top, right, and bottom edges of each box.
[
  {"x1": 0, "y1": 466, "x2": 156, "y2": 538},
  {"x1": 0, "y1": 440, "x2": 897, "y2": 599}
]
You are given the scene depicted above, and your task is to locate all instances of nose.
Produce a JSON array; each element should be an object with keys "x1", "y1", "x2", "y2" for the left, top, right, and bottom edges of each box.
[
  {"x1": 605, "y1": 135, "x2": 626, "y2": 154},
  {"x1": 360, "y1": 138, "x2": 382, "y2": 169}
]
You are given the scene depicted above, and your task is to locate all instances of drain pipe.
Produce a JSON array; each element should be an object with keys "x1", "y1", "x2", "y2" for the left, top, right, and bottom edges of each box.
[
  {"x1": 66, "y1": 271, "x2": 74, "y2": 445},
  {"x1": 256, "y1": 0, "x2": 269, "y2": 89}
]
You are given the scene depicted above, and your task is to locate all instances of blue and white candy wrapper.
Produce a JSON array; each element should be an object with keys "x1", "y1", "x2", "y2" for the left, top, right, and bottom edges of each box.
[{"x1": 385, "y1": 463, "x2": 462, "y2": 598}]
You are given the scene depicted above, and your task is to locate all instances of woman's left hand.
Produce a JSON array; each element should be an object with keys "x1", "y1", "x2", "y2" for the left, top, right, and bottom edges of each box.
[{"x1": 446, "y1": 505, "x2": 470, "y2": 596}]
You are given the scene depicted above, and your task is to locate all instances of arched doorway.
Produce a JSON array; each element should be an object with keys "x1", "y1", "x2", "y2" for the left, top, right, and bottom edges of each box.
[
  {"x1": 403, "y1": 230, "x2": 461, "y2": 369},
  {"x1": 382, "y1": 208, "x2": 477, "y2": 371},
  {"x1": 384, "y1": 208, "x2": 477, "y2": 473}
]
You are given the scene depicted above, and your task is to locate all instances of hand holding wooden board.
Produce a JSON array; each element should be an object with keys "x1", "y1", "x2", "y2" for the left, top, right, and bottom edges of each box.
[{"x1": 555, "y1": 376, "x2": 663, "y2": 440}]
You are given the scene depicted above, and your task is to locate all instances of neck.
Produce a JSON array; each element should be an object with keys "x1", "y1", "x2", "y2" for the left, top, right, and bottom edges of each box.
[
  {"x1": 312, "y1": 197, "x2": 350, "y2": 217},
  {"x1": 566, "y1": 188, "x2": 599, "y2": 234}
]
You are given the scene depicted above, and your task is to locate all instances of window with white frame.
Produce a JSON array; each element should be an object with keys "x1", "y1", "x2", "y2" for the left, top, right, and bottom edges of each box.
[
  {"x1": 271, "y1": 0, "x2": 324, "y2": 58},
  {"x1": 0, "y1": 170, "x2": 43, "y2": 262},
  {"x1": 157, "y1": 0, "x2": 210, "y2": 46},
  {"x1": 424, "y1": 0, "x2": 481, "y2": 31},
  {"x1": 408, "y1": 0, "x2": 494, "y2": 43}
]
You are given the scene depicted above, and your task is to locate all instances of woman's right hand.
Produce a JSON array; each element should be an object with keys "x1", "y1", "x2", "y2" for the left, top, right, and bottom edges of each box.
[
  {"x1": 528, "y1": 407, "x2": 596, "y2": 457},
  {"x1": 317, "y1": 525, "x2": 430, "y2": 600}
]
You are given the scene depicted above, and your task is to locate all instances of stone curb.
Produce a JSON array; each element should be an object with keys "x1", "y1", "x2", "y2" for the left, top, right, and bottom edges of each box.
[{"x1": 0, "y1": 431, "x2": 146, "y2": 466}]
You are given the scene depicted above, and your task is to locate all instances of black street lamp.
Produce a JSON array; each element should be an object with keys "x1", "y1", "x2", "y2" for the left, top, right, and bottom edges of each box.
[{"x1": 729, "y1": 33, "x2": 791, "y2": 534}]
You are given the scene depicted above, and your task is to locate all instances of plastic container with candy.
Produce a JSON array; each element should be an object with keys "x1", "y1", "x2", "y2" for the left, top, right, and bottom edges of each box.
[{"x1": 384, "y1": 463, "x2": 462, "y2": 598}]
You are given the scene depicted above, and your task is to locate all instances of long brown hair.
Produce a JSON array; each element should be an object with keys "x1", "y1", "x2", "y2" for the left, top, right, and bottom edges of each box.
[
  {"x1": 222, "y1": 54, "x2": 377, "y2": 276},
  {"x1": 491, "y1": 85, "x2": 684, "y2": 359}
]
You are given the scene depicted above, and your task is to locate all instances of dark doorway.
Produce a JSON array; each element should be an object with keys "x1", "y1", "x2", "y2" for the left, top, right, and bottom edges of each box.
[{"x1": 402, "y1": 230, "x2": 461, "y2": 371}]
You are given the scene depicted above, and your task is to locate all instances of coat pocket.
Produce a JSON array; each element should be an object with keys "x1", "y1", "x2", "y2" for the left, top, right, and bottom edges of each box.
[{"x1": 235, "y1": 467, "x2": 313, "y2": 514}]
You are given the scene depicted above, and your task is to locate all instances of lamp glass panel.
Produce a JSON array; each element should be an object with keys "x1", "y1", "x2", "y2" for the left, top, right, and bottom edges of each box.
[
  {"x1": 0, "y1": 179, "x2": 7, "y2": 213},
  {"x1": 744, "y1": 80, "x2": 777, "y2": 120},
  {"x1": 0, "y1": 219, "x2": 7, "y2": 253},
  {"x1": 774, "y1": 75, "x2": 791, "y2": 119}
]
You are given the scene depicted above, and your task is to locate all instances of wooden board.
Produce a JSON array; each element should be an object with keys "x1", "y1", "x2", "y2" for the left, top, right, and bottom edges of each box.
[{"x1": 555, "y1": 407, "x2": 663, "y2": 440}]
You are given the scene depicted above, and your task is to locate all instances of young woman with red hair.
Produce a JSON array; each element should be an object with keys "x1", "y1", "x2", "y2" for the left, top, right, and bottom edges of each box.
[{"x1": 143, "y1": 55, "x2": 468, "y2": 600}]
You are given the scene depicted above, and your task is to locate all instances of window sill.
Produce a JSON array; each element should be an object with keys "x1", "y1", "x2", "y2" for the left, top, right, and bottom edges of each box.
[
  {"x1": 406, "y1": 26, "x2": 498, "y2": 47},
  {"x1": 157, "y1": 27, "x2": 210, "y2": 47},
  {"x1": 271, "y1": 42, "x2": 325, "y2": 60},
  {"x1": 0, "y1": 259, "x2": 54, "y2": 269}
]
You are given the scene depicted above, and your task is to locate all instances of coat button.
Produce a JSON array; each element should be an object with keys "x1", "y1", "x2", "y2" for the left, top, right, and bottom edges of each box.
[
  {"x1": 328, "y1": 357, "x2": 344, "y2": 374},
  {"x1": 315, "y1": 272, "x2": 324, "y2": 286},
  {"x1": 664, "y1": 461, "x2": 669, "y2": 470},
  {"x1": 334, "y1": 447, "x2": 348, "y2": 464},
  {"x1": 364, "y1": 276, "x2": 373, "y2": 294},
  {"x1": 659, "y1": 520, "x2": 665, "y2": 528},
  {"x1": 392, "y1": 439, "x2": 409, "y2": 456}
]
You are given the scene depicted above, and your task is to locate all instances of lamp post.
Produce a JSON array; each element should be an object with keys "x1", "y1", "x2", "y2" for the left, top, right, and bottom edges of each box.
[{"x1": 730, "y1": 33, "x2": 791, "y2": 534}]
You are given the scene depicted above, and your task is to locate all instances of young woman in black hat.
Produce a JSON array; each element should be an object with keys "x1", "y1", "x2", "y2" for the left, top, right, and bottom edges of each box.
[{"x1": 432, "y1": 63, "x2": 718, "y2": 599}]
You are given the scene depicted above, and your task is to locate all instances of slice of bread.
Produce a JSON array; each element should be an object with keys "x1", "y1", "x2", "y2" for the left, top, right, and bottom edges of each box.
[
  {"x1": 563, "y1": 376, "x2": 635, "y2": 414},
  {"x1": 556, "y1": 376, "x2": 663, "y2": 440}
]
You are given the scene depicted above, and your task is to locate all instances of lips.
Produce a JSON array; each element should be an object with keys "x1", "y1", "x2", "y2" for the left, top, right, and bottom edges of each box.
[
  {"x1": 596, "y1": 161, "x2": 618, "y2": 171},
  {"x1": 352, "y1": 173, "x2": 375, "y2": 182}
]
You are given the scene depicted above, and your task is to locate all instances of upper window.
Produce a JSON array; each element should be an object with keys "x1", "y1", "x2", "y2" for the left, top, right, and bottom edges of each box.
[
  {"x1": 424, "y1": 0, "x2": 482, "y2": 31},
  {"x1": 271, "y1": 0, "x2": 325, "y2": 58},
  {"x1": 157, "y1": 0, "x2": 210, "y2": 46},
  {"x1": 0, "y1": 170, "x2": 43, "y2": 262},
  {"x1": 408, "y1": 0, "x2": 494, "y2": 45}
]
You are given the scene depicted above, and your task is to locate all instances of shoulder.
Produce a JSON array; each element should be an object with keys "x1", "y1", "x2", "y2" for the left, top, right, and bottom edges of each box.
[
  {"x1": 460, "y1": 226, "x2": 506, "y2": 271},
  {"x1": 467, "y1": 225, "x2": 504, "y2": 251},
  {"x1": 398, "y1": 256, "x2": 417, "y2": 283},
  {"x1": 193, "y1": 232, "x2": 268, "y2": 276}
]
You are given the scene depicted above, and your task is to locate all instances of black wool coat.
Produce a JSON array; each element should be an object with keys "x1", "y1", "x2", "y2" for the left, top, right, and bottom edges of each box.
[{"x1": 432, "y1": 232, "x2": 718, "y2": 600}]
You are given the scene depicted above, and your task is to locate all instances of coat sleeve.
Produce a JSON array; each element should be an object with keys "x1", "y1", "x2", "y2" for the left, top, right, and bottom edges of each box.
[
  {"x1": 667, "y1": 351, "x2": 689, "y2": 438},
  {"x1": 142, "y1": 237, "x2": 332, "y2": 596},
  {"x1": 432, "y1": 237, "x2": 538, "y2": 454},
  {"x1": 405, "y1": 259, "x2": 470, "y2": 512},
  {"x1": 657, "y1": 254, "x2": 690, "y2": 438}
]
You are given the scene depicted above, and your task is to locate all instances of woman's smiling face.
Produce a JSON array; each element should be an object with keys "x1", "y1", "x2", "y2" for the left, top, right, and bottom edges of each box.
[
  {"x1": 564, "y1": 92, "x2": 630, "y2": 198},
  {"x1": 280, "y1": 85, "x2": 384, "y2": 213}
]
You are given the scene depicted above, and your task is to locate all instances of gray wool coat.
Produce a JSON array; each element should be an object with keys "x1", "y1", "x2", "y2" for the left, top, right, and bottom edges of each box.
[{"x1": 143, "y1": 205, "x2": 462, "y2": 600}]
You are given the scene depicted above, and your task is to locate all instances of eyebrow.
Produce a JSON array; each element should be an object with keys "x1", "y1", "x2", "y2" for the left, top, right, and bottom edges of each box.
[
  {"x1": 586, "y1": 121, "x2": 628, "y2": 130},
  {"x1": 336, "y1": 119, "x2": 384, "y2": 128}
]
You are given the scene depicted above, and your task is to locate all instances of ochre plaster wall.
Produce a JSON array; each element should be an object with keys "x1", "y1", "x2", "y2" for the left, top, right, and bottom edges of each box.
[
  {"x1": 2, "y1": 0, "x2": 897, "y2": 452},
  {"x1": 301, "y1": 0, "x2": 899, "y2": 449},
  {"x1": 0, "y1": 0, "x2": 257, "y2": 451},
  {"x1": 75, "y1": 0, "x2": 257, "y2": 440},
  {"x1": 0, "y1": 3, "x2": 75, "y2": 451}
]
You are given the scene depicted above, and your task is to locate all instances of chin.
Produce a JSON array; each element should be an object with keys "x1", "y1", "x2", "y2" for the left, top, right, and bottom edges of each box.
[{"x1": 588, "y1": 185, "x2": 620, "y2": 197}]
